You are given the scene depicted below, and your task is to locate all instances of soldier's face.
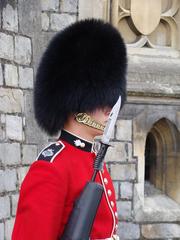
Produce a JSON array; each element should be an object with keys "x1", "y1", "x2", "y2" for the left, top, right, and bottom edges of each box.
[
  {"x1": 88, "y1": 107, "x2": 112, "y2": 136},
  {"x1": 90, "y1": 107, "x2": 111, "y2": 125}
]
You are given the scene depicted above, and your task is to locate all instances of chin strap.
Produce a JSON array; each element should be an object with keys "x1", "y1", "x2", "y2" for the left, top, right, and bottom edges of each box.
[{"x1": 75, "y1": 113, "x2": 105, "y2": 131}]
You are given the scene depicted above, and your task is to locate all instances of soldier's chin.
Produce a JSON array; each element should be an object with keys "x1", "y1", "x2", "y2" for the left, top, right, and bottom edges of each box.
[
  {"x1": 103, "y1": 121, "x2": 107, "y2": 126},
  {"x1": 95, "y1": 127, "x2": 104, "y2": 136}
]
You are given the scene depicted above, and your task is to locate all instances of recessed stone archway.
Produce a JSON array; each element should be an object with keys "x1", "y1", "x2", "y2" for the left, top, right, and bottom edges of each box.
[
  {"x1": 145, "y1": 118, "x2": 180, "y2": 204},
  {"x1": 132, "y1": 109, "x2": 180, "y2": 222}
]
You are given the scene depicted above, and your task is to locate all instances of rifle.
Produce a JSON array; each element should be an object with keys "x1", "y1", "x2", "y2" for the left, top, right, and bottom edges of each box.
[{"x1": 61, "y1": 96, "x2": 121, "y2": 240}]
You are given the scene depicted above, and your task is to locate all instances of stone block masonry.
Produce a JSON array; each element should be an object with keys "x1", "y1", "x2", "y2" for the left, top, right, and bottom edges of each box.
[
  {"x1": 41, "y1": 0, "x2": 77, "y2": 32},
  {"x1": 0, "y1": 222, "x2": 5, "y2": 240},
  {"x1": 0, "y1": 63, "x2": 3, "y2": 85},
  {"x1": 14, "y1": 36, "x2": 32, "y2": 65},
  {"x1": 4, "y1": 64, "x2": 18, "y2": 87},
  {"x1": 5, "y1": 218, "x2": 15, "y2": 240},
  {"x1": 0, "y1": 1, "x2": 34, "y2": 239},
  {"x1": 142, "y1": 224, "x2": 180, "y2": 239},
  {"x1": 0, "y1": 196, "x2": 10, "y2": 219},
  {"x1": 19, "y1": 66, "x2": 34, "y2": 89},
  {"x1": 118, "y1": 222, "x2": 140, "y2": 240},
  {"x1": 0, "y1": 33, "x2": 14, "y2": 60},
  {"x1": 2, "y1": 3, "x2": 18, "y2": 32},
  {"x1": 50, "y1": 13, "x2": 76, "y2": 31},
  {"x1": 41, "y1": 0, "x2": 59, "y2": 11},
  {"x1": 60, "y1": 0, "x2": 78, "y2": 13},
  {"x1": 6, "y1": 115, "x2": 23, "y2": 141},
  {"x1": 0, "y1": 88, "x2": 24, "y2": 113},
  {"x1": 0, "y1": 169, "x2": 17, "y2": 192}
]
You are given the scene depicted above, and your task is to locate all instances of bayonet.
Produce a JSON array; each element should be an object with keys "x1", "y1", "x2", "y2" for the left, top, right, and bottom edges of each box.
[
  {"x1": 92, "y1": 96, "x2": 122, "y2": 177},
  {"x1": 102, "y1": 96, "x2": 121, "y2": 144}
]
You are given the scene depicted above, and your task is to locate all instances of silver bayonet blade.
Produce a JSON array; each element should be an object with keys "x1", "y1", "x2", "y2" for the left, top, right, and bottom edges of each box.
[{"x1": 101, "y1": 96, "x2": 122, "y2": 144}]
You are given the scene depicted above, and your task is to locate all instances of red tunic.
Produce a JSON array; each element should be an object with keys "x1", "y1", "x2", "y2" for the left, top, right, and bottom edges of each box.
[{"x1": 12, "y1": 130, "x2": 118, "y2": 240}]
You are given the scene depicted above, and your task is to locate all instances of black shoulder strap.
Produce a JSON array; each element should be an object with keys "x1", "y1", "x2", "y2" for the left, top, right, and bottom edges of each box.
[{"x1": 36, "y1": 141, "x2": 65, "y2": 162}]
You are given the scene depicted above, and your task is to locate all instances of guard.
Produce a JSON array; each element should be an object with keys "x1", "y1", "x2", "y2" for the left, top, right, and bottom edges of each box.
[{"x1": 12, "y1": 19, "x2": 127, "y2": 240}]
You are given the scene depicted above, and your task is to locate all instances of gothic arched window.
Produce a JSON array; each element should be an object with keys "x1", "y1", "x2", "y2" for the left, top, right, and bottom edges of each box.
[{"x1": 144, "y1": 118, "x2": 180, "y2": 204}]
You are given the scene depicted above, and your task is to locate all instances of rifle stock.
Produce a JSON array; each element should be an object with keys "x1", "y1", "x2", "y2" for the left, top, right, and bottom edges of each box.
[{"x1": 61, "y1": 181, "x2": 104, "y2": 240}]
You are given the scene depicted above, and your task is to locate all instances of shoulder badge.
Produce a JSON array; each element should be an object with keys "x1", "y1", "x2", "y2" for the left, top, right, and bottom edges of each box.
[{"x1": 36, "y1": 141, "x2": 65, "y2": 162}]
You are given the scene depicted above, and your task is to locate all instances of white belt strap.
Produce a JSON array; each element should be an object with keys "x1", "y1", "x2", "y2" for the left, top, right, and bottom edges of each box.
[{"x1": 93, "y1": 235, "x2": 120, "y2": 240}]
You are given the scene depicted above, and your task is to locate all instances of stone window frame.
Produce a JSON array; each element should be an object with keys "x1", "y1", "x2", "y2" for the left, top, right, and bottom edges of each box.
[
  {"x1": 79, "y1": 0, "x2": 180, "y2": 58},
  {"x1": 132, "y1": 108, "x2": 180, "y2": 223},
  {"x1": 110, "y1": 0, "x2": 180, "y2": 55},
  {"x1": 79, "y1": 0, "x2": 180, "y2": 100}
]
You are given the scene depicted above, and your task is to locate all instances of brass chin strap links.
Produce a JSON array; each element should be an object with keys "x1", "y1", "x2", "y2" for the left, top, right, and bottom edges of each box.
[{"x1": 75, "y1": 113, "x2": 105, "y2": 131}]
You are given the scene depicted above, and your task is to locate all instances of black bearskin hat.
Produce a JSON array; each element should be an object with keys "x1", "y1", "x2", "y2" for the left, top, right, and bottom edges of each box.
[{"x1": 34, "y1": 19, "x2": 127, "y2": 135}]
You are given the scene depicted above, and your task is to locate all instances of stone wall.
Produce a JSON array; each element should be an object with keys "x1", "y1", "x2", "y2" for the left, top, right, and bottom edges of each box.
[
  {"x1": 0, "y1": 1, "x2": 34, "y2": 239},
  {"x1": 0, "y1": 1, "x2": 180, "y2": 240},
  {"x1": 110, "y1": 103, "x2": 180, "y2": 240},
  {"x1": 0, "y1": 1, "x2": 79, "y2": 239}
]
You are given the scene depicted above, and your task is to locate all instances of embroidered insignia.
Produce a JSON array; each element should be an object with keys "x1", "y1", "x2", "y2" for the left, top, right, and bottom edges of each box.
[
  {"x1": 36, "y1": 141, "x2": 64, "y2": 162},
  {"x1": 74, "y1": 139, "x2": 85, "y2": 148},
  {"x1": 42, "y1": 149, "x2": 54, "y2": 157}
]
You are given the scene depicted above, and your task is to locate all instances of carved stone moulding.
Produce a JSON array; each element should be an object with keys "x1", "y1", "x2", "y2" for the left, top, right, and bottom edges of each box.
[{"x1": 111, "y1": 0, "x2": 179, "y2": 49}]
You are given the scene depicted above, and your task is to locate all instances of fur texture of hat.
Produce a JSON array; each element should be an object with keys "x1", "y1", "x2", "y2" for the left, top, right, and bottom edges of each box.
[{"x1": 34, "y1": 19, "x2": 127, "y2": 135}]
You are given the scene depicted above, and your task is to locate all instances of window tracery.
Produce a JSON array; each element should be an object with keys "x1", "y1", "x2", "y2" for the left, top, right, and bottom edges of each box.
[{"x1": 111, "y1": 0, "x2": 179, "y2": 49}]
